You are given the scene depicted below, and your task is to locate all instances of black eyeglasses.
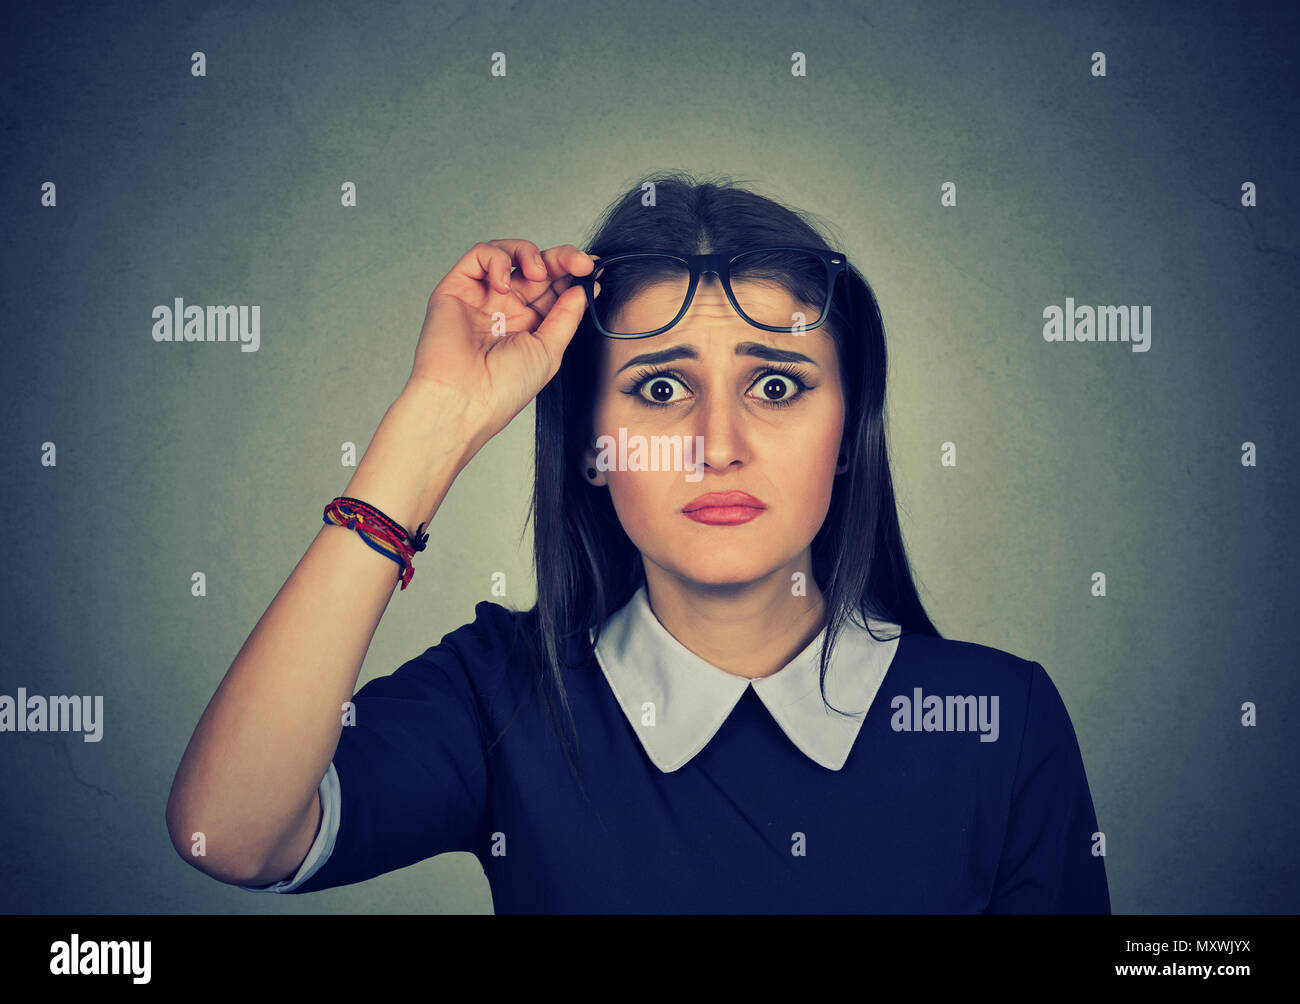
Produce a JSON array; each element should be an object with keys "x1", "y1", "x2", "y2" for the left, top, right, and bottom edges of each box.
[{"x1": 573, "y1": 246, "x2": 849, "y2": 339}]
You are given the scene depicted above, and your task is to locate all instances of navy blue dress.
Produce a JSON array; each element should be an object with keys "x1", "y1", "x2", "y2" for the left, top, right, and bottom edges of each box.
[{"x1": 242, "y1": 594, "x2": 1111, "y2": 914}]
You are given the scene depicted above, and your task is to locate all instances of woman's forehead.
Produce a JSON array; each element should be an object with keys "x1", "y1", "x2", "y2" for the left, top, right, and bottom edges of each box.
[{"x1": 598, "y1": 325, "x2": 838, "y2": 370}]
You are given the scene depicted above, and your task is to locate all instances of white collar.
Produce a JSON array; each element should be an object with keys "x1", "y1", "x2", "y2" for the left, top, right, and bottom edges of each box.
[{"x1": 588, "y1": 584, "x2": 901, "y2": 773}]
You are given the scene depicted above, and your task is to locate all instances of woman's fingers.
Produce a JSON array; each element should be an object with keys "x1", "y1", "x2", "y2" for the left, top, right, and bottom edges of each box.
[
  {"x1": 448, "y1": 242, "x2": 501, "y2": 294},
  {"x1": 483, "y1": 238, "x2": 547, "y2": 289},
  {"x1": 507, "y1": 244, "x2": 593, "y2": 317},
  {"x1": 454, "y1": 240, "x2": 537, "y2": 294},
  {"x1": 538, "y1": 244, "x2": 594, "y2": 278},
  {"x1": 492, "y1": 238, "x2": 565, "y2": 285},
  {"x1": 456, "y1": 241, "x2": 594, "y2": 295},
  {"x1": 446, "y1": 240, "x2": 596, "y2": 325}
]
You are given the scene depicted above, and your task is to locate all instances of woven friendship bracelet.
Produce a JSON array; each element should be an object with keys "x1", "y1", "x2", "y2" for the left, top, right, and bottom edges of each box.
[
  {"x1": 322, "y1": 497, "x2": 430, "y2": 590},
  {"x1": 328, "y1": 496, "x2": 409, "y2": 541}
]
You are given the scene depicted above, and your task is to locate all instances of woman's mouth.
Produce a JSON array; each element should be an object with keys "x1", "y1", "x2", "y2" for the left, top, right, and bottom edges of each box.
[{"x1": 681, "y1": 491, "x2": 767, "y2": 525}]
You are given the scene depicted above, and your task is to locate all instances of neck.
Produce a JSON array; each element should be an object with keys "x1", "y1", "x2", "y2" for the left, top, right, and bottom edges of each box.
[{"x1": 639, "y1": 557, "x2": 828, "y2": 679}]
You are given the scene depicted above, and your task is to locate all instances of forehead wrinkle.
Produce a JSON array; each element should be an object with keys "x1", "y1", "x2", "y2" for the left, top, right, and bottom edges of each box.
[
  {"x1": 607, "y1": 327, "x2": 835, "y2": 377},
  {"x1": 685, "y1": 285, "x2": 824, "y2": 336}
]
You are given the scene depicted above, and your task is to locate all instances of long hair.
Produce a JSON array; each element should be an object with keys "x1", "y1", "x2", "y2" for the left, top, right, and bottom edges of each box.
[{"x1": 494, "y1": 170, "x2": 941, "y2": 800}]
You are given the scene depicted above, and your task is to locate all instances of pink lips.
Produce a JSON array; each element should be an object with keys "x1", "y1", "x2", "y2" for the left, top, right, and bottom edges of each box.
[{"x1": 681, "y1": 490, "x2": 767, "y2": 525}]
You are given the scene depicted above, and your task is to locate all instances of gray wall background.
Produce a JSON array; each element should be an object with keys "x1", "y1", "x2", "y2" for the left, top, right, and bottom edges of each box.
[{"x1": 1, "y1": 0, "x2": 1296, "y2": 914}]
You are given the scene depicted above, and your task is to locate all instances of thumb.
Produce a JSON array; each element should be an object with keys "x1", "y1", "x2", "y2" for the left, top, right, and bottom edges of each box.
[{"x1": 532, "y1": 283, "x2": 589, "y2": 362}]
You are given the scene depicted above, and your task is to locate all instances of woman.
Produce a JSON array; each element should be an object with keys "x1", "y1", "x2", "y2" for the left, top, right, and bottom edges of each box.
[{"x1": 165, "y1": 171, "x2": 1110, "y2": 914}]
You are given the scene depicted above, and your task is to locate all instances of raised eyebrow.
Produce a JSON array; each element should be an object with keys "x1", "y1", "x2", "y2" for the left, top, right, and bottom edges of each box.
[{"x1": 615, "y1": 341, "x2": 820, "y2": 374}]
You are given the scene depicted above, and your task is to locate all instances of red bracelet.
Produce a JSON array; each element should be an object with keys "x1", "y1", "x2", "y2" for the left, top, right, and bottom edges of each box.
[{"x1": 322, "y1": 497, "x2": 429, "y2": 590}]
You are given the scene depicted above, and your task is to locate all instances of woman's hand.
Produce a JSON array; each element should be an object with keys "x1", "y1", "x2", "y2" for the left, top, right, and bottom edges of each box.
[{"x1": 404, "y1": 240, "x2": 597, "y2": 445}]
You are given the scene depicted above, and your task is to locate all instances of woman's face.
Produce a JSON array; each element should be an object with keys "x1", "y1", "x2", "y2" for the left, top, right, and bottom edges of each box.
[{"x1": 586, "y1": 275, "x2": 846, "y2": 589}]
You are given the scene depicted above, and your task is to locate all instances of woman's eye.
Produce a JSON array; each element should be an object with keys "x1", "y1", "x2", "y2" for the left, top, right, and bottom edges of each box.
[
  {"x1": 638, "y1": 375, "x2": 689, "y2": 405},
  {"x1": 748, "y1": 373, "x2": 801, "y2": 403},
  {"x1": 627, "y1": 368, "x2": 809, "y2": 407}
]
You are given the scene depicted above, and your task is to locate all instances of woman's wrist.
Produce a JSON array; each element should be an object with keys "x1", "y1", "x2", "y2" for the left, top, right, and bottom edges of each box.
[
  {"x1": 341, "y1": 386, "x2": 482, "y2": 534},
  {"x1": 397, "y1": 377, "x2": 498, "y2": 466}
]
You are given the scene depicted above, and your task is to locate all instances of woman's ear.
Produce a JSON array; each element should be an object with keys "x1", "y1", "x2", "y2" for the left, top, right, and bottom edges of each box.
[{"x1": 581, "y1": 446, "x2": 608, "y2": 486}]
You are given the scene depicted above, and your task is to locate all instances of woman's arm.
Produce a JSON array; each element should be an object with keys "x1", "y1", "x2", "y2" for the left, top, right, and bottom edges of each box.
[
  {"x1": 164, "y1": 385, "x2": 478, "y2": 885},
  {"x1": 165, "y1": 240, "x2": 591, "y2": 887},
  {"x1": 984, "y1": 662, "x2": 1111, "y2": 913}
]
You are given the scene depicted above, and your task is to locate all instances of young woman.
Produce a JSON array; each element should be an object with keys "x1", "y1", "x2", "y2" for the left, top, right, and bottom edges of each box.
[{"x1": 166, "y1": 172, "x2": 1110, "y2": 914}]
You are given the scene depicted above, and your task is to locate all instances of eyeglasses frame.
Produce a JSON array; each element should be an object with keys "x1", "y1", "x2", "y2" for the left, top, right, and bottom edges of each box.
[{"x1": 572, "y1": 246, "x2": 851, "y2": 339}]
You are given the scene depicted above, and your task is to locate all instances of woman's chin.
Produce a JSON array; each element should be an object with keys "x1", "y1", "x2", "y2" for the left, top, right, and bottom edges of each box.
[{"x1": 667, "y1": 563, "x2": 781, "y2": 591}]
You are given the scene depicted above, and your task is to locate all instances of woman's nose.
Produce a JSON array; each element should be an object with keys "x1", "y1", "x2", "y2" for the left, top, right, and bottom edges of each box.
[{"x1": 688, "y1": 393, "x2": 748, "y2": 471}]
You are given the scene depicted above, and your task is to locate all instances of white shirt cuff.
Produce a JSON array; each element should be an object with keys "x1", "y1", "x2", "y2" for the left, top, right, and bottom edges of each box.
[{"x1": 238, "y1": 762, "x2": 340, "y2": 893}]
